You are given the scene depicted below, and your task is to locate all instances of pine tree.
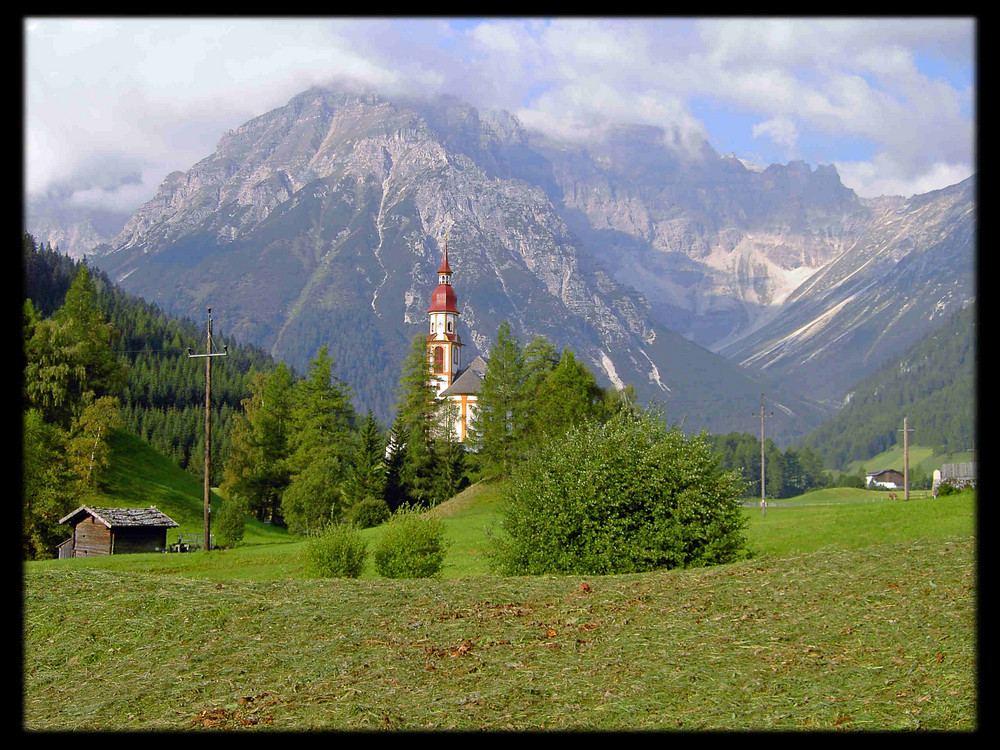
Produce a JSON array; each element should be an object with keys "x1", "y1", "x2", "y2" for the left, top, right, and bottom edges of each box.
[
  {"x1": 22, "y1": 409, "x2": 73, "y2": 559},
  {"x1": 282, "y1": 346, "x2": 357, "y2": 533},
  {"x1": 467, "y1": 320, "x2": 527, "y2": 478},
  {"x1": 342, "y1": 410, "x2": 388, "y2": 519},
  {"x1": 383, "y1": 413, "x2": 409, "y2": 512},
  {"x1": 527, "y1": 347, "x2": 603, "y2": 444},
  {"x1": 24, "y1": 265, "x2": 127, "y2": 430},
  {"x1": 393, "y1": 333, "x2": 442, "y2": 506},
  {"x1": 431, "y1": 398, "x2": 467, "y2": 504},
  {"x1": 221, "y1": 363, "x2": 294, "y2": 523}
]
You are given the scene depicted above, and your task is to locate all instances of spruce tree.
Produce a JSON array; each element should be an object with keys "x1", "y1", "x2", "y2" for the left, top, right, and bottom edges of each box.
[
  {"x1": 221, "y1": 363, "x2": 294, "y2": 523},
  {"x1": 467, "y1": 320, "x2": 527, "y2": 478},
  {"x1": 282, "y1": 346, "x2": 356, "y2": 533},
  {"x1": 342, "y1": 410, "x2": 389, "y2": 522},
  {"x1": 383, "y1": 413, "x2": 409, "y2": 512},
  {"x1": 393, "y1": 333, "x2": 442, "y2": 506},
  {"x1": 528, "y1": 347, "x2": 603, "y2": 444}
]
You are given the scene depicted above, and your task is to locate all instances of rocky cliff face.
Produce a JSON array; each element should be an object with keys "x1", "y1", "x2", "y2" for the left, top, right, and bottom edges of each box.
[
  {"x1": 491, "y1": 123, "x2": 974, "y2": 409},
  {"x1": 525, "y1": 127, "x2": 871, "y2": 348},
  {"x1": 89, "y1": 84, "x2": 973, "y2": 435},
  {"x1": 718, "y1": 177, "x2": 976, "y2": 405}
]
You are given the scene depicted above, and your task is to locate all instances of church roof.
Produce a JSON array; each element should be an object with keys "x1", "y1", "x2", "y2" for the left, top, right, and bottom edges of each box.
[
  {"x1": 441, "y1": 355, "x2": 487, "y2": 397},
  {"x1": 438, "y1": 240, "x2": 452, "y2": 275},
  {"x1": 428, "y1": 283, "x2": 459, "y2": 313}
]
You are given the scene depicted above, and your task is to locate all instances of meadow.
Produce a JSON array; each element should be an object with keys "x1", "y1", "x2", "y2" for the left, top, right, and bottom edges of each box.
[{"x1": 24, "y1": 466, "x2": 976, "y2": 731}]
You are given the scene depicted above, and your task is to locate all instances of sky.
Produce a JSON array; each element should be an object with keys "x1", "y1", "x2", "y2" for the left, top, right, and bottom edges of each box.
[{"x1": 25, "y1": 17, "x2": 976, "y2": 219}]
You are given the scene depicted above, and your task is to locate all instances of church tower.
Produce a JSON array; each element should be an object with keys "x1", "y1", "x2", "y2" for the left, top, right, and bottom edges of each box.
[
  {"x1": 426, "y1": 237, "x2": 486, "y2": 443},
  {"x1": 427, "y1": 238, "x2": 462, "y2": 396}
]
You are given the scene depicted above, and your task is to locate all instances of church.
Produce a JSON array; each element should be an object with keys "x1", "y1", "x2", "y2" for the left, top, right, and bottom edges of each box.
[{"x1": 425, "y1": 240, "x2": 485, "y2": 442}]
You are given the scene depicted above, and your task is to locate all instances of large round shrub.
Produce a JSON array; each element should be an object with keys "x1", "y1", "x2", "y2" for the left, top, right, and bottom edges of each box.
[
  {"x1": 372, "y1": 505, "x2": 449, "y2": 578},
  {"x1": 490, "y1": 409, "x2": 750, "y2": 575},
  {"x1": 304, "y1": 523, "x2": 369, "y2": 578}
]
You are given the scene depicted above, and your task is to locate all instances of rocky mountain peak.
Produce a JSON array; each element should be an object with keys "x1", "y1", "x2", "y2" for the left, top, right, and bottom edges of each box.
[{"x1": 82, "y1": 84, "x2": 973, "y2": 439}]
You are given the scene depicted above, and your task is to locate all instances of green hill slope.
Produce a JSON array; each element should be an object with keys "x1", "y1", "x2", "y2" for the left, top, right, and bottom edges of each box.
[
  {"x1": 25, "y1": 491, "x2": 976, "y2": 730},
  {"x1": 798, "y1": 302, "x2": 976, "y2": 468},
  {"x1": 97, "y1": 429, "x2": 289, "y2": 547}
]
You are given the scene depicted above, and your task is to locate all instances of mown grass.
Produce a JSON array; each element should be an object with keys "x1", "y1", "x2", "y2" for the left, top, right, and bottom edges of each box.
[
  {"x1": 24, "y1": 486, "x2": 976, "y2": 731},
  {"x1": 24, "y1": 535, "x2": 975, "y2": 731}
]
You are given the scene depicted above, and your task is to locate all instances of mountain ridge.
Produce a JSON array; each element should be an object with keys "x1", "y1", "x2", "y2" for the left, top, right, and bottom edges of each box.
[{"x1": 60, "y1": 84, "x2": 972, "y2": 441}]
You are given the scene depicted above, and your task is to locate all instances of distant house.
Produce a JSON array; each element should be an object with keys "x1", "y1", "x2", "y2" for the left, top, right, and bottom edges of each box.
[
  {"x1": 58, "y1": 506, "x2": 179, "y2": 558},
  {"x1": 933, "y1": 462, "x2": 977, "y2": 492},
  {"x1": 866, "y1": 469, "x2": 905, "y2": 489}
]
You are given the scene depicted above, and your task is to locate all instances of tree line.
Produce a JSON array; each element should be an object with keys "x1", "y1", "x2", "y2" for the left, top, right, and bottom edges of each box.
[
  {"x1": 708, "y1": 432, "x2": 835, "y2": 499},
  {"x1": 22, "y1": 235, "x2": 276, "y2": 557},
  {"x1": 218, "y1": 318, "x2": 638, "y2": 536}
]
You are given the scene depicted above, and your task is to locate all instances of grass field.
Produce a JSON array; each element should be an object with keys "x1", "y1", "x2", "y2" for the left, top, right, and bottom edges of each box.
[
  {"x1": 840, "y1": 446, "x2": 975, "y2": 481},
  {"x1": 24, "y1": 473, "x2": 977, "y2": 731}
]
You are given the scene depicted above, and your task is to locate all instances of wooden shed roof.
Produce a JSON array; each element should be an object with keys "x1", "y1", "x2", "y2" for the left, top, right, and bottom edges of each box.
[{"x1": 59, "y1": 505, "x2": 180, "y2": 529}]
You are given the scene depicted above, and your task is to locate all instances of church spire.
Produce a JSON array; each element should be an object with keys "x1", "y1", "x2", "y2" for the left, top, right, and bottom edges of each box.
[
  {"x1": 438, "y1": 236, "x2": 452, "y2": 276},
  {"x1": 427, "y1": 234, "x2": 462, "y2": 395}
]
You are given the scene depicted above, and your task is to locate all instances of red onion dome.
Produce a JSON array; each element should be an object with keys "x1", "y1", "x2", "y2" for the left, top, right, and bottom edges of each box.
[{"x1": 428, "y1": 283, "x2": 459, "y2": 313}]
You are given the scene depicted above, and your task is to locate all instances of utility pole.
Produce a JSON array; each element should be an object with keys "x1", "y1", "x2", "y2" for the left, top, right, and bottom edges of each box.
[
  {"x1": 753, "y1": 394, "x2": 775, "y2": 518},
  {"x1": 898, "y1": 416, "x2": 913, "y2": 501},
  {"x1": 188, "y1": 308, "x2": 227, "y2": 550}
]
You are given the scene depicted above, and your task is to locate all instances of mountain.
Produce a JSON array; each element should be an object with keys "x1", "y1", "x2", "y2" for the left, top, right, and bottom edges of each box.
[
  {"x1": 88, "y1": 86, "x2": 824, "y2": 440},
  {"x1": 81, "y1": 84, "x2": 974, "y2": 440},
  {"x1": 524, "y1": 127, "x2": 869, "y2": 349},
  {"x1": 796, "y1": 301, "x2": 976, "y2": 469},
  {"x1": 717, "y1": 177, "x2": 976, "y2": 406},
  {"x1": 26, "y1": 193, "x2": 133, "y2": 261},
  {"x1": 507, "y1": 125, "x2": 974, "y2": 409}
]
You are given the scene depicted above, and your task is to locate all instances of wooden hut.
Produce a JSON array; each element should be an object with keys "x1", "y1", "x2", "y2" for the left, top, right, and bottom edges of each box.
[{"x1": 58, "y1": 506, "x2": 179, "y2": 557}]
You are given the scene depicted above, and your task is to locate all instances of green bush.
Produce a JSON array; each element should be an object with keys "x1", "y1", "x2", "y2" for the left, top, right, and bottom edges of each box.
[
  {"x1": 304, "y1": 523, "x2": 369, "y2": 578},
  {"x1": 350, "y1": 496, "x2": 392, "y2": 529},
  {"x1": 490, "y1": 409, "x2": 751, "y2": 576},
  {"x1": 936, "y1": 480, "x2": 962, "y2": 496},
  {"x1": 372, "y1": 505, "x2": 449, "y2": 578},
  {"x1": 214, "y1": 497, "x2": 248, "y2": 549}
]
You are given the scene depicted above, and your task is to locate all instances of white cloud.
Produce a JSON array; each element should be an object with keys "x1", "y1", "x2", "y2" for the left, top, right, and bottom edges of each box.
[
  {"x1": 835, "y1": 154, "x2": 974, "y2": 199},
  {"x1": 752, "y1": 118, "x2": 799, "y2": 154},
  {"x1": 24, "y1": 17, "x2": 975, "y2": 211}
]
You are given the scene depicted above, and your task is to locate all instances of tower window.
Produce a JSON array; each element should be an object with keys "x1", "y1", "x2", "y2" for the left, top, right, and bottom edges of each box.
[{"x1": 433, "y1": 346, "x2": 444, "y2": 373}]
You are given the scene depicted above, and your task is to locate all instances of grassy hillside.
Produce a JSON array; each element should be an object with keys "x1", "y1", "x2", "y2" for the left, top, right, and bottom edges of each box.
[
  {"x1": 799, "y1": 302, "x2": 976, "y2": 468},
  {"x1": 840, "y1": 444, "x2": 976, "y2": 480},
  {"x1": 26, "y1": 432, "x2": 976, "y2": 730},
  {"x1": 25, "y1": 493, "x2": 976, "y2": 730},
  {"x1": 96, "y1": 429, "x2": 290, "y2": 548}
]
